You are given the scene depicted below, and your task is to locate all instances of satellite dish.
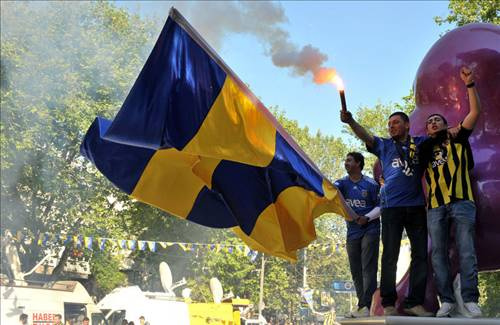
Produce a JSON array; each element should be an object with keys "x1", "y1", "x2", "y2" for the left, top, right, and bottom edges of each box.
[
  {"x1": 209, "y1": 277, "x2": 223, "y2": 303},
  {"x1": 159, "y1": 262, "x2": 173, "y2": 292},
  {"x1": 182, "y1": 288, "x2": 192, "y2": 299}
]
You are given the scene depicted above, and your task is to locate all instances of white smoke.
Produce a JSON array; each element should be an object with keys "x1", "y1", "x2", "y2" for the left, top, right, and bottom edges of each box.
[{"x1": 159, "y1": 1, "x2": 333, "y2": 82}]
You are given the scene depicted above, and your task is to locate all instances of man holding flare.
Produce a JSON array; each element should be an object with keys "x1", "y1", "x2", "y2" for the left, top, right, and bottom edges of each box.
[{"x1": 338, "y1": 83, "x2": 432, "y2": 316}]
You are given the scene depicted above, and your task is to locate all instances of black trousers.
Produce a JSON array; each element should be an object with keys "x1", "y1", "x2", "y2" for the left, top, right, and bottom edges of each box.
[
  {"x1": 346, "y1": 232, "x2": 380, "y2": 309},
  {"x1": 380, "y1": 206, "x2": 428, "y2": 308}
]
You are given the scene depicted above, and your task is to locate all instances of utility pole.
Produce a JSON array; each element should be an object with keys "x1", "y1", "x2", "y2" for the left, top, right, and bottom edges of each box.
[
  {"x1": 303, "y1": 248, "x2": 307, "y2": 288},
  {"x1": 258, "y1": 253, "x2": 265, "y2": 320}
]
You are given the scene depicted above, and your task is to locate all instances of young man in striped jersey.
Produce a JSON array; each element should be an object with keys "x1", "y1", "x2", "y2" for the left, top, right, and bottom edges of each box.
[{"x1": 422, "y1": 67, "x2": 482, "y2": 318}]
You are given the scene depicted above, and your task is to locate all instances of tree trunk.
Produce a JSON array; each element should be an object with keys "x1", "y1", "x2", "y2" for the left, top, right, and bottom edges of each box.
[{"x1": 46, "y1": 245, "x2": 70, "y2": 285}]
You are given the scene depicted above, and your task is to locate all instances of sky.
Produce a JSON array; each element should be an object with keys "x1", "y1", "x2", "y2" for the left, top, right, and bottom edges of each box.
[{"x1": 115, "y1": 1, "x2": 452, "y2": 139}]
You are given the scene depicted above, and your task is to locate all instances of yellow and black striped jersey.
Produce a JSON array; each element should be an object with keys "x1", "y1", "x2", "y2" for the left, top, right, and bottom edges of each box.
[{"x1": 424, "y1": 127, "x2": 475, "y2": 209}]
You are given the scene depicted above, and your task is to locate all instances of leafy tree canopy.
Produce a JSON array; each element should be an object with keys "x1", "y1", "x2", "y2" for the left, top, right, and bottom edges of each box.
[{"x1": 435, "y1": 0, "x2": 500, "y2": 26}]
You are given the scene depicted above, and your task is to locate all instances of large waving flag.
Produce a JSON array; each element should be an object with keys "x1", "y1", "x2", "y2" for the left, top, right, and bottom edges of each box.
[{"x1": 81, "y1": 8, "x2": 354, "y2": 260}]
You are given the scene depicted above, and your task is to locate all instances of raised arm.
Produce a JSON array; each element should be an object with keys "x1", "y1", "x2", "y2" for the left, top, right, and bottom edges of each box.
[
  {"x1": 340, "y1": 110, "x2": 375, "y2": 148},
  {"x1": 460, "y1": 67, "x2": 481, "y2": 130}
]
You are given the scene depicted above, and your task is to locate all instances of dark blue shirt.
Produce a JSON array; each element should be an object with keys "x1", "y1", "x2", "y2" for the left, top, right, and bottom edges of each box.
[
  {"x1": 334, "y1": 175, "x2": 380, "y2": 240},
  {"x1": 368, "y1": 136, "x2": 427, "y2": 208}
]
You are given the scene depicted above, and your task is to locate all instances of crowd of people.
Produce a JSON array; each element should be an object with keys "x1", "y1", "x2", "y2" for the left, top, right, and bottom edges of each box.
[{"x1": 337, "y1": 67, "x2": 482, "y2": 318}]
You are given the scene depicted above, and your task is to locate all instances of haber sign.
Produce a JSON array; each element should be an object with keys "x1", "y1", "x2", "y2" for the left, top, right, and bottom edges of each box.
[{"x1": 32, "y1": 312, "x2": 56, "y2": 324}]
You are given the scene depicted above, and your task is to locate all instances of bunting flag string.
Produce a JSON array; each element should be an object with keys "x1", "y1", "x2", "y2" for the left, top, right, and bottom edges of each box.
[
  {"x1": 2, "y1": 229, "x2": 360, "y2": 258},
  {"x1": 98, "y1": 238, "x2": 107, "y2": 251}
]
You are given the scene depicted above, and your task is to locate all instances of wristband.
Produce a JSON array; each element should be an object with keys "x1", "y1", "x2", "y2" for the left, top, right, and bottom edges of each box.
[{"x1": 466, "y1": 82, "x2": 475, "y2": 88}]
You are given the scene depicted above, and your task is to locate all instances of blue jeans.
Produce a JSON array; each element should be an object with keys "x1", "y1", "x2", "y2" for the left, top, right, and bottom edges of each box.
[{"x1": 427, "y1": 200, "x2": 479, "y2": 303}]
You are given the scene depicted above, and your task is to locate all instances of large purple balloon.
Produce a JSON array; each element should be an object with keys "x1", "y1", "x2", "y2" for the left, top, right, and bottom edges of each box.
[{"x1": 412, "y1": 23, "x2": 500, "y2": 272}]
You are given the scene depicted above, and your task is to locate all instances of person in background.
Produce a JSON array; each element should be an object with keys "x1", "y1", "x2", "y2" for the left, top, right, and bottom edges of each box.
[
  {"x1": 335, "y1": 152, "x2": 380, "y2": 318},
  {"x1": 54, "y1": 314, "x2": 63, "y2": 325},
  {"x1": 139, "y1": 316, "x2": 150, "y2": 325},
  {"x1": 19, "y1": 313, "x2": 28, "y2": 325},
  {"x1": 82, "y1": 317, "x2": 89, "y2": 325}
]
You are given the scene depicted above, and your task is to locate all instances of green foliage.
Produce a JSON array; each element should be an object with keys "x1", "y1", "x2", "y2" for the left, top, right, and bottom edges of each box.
[
  {"x1": 0, "y1": 1, "x2": 156, "y2": 293},
  {"x1": 90, "y1": 251, "x2": 128, "y2": 296},
  {"x1": 435, "y1": 0, "x2": 500, "y2": 26},
  {"x1": 479, "y1": 271, "x2": 500, "y2": 317},
  {"x1": 203, "y1": 242, "x2": 261, "y2": 303},
  {"x1": 305, "y1": 217, "x2": 352, "y2": 314}
]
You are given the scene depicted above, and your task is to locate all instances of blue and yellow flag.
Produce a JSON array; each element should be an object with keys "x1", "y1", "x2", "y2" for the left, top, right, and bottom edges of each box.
[{"x1": 80, "y1": 8, "x2": 353, "y2": 260}]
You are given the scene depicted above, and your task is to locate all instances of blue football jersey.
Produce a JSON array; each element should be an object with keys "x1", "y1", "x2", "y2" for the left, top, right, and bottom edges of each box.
[
  {"x1": 334, "y1": 175, "x2": 380, "y2": 240},
  {"x1": 368, "y1": 136, "x2": 427, "y2": 208}
]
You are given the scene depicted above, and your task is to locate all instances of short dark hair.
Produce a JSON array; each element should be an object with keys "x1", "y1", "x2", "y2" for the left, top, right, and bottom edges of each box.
[
  {"x1": 83, "y1": 317, "x2": 89, "y2": 321},
  {"x1": 389, "y1": 111, "x2": 409, "y2": 123},
  {"x1": 347, "y1": 152, "x2": 364, "y2": 170},
  {"x1": 20, "y1": 314, "x2": 28, "y2": 322},
  {"x1": 427, "y1": 113, "x2": 448, "y2": 125},
  {"x1": 139, "y1": 316, "x2": 145, "y2": 320}
]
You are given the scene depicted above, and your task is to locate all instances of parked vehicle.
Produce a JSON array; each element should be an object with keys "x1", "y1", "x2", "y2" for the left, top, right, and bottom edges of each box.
[{"x1": 0, "y1": 279, "x2": 107, "y2": 325}]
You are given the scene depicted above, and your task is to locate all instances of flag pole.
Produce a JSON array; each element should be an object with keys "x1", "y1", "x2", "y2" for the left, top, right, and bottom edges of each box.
[
  {"x1": 258, "y1": 254, "x2": 266, "y2": 320},
  {"x1": 168, "y1": 7, "x2": 325, "y2": 178}
]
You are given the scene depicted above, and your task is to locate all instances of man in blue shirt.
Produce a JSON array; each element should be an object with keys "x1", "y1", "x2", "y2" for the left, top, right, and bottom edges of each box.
[
  {"x1": 335, "y1": 152, "x2": 380, "y2": 318},
  {"x1": 340, "y1": 110, "x2": 433, "y2": 317}
]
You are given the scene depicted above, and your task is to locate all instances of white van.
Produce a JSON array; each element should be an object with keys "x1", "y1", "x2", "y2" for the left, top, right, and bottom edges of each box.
[
  {"x1": 1, "y1": 280, "x2": 107, "y2": 325},
  {"x1": 98, "y1": 286, "x2": 190, "y2": 325}
]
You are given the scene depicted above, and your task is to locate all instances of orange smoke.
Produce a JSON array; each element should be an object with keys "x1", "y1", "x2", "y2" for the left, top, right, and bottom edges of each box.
[
  {"x1": 313, "y1": 67, "x2": 344, "y2": 90},
  {"x1": 314, "y1": 67, "x2": 336, "y2": 84}
]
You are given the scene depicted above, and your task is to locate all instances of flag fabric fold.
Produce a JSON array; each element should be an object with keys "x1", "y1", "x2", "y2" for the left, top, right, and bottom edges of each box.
[{"x1": 80, "y1": 8, "x2": 353, "y2": 260}]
